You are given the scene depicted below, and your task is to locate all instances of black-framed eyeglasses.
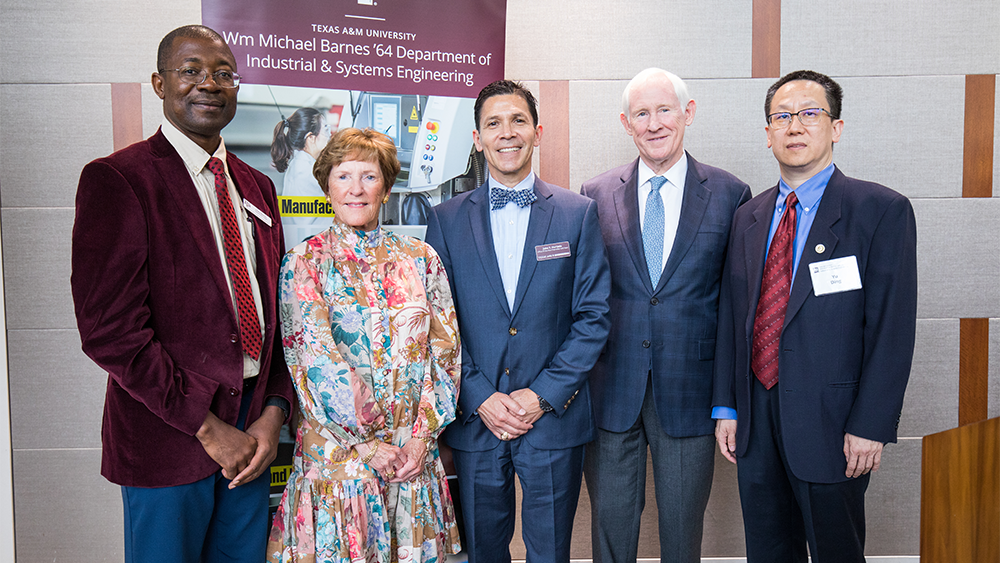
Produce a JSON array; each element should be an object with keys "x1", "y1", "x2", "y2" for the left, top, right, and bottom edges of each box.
[
  {"x1": 766, "y1": 108, "x2": 833, "y2": 129},
  {"x1": 158, "y1": 67, "x2": 241, "y2": 88}
]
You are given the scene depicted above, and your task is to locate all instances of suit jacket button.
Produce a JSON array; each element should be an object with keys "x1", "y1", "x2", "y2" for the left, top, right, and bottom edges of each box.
[
  {"x1": 650, "y1": 297, "x2": 658, "y2": 305},
  {"x1": 505, "y1": 368, "x2": 510, "y2": 375},
  {"x1": 229, "y1": 387, "x2": 239, "y2": 396},
  {"x1": 230, "y1": 334, "x2": 238, "y2": 343},
  {"x1": 642, "y1": 340, "x2": 650, "y2": 348},
  {"x1": 509, "y1": 327, "x2": 517, "y2": 336}
]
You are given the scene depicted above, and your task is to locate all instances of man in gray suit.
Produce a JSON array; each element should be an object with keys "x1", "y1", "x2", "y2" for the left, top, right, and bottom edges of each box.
[{"x1": 580, "y1": 68, "x2": 750, "y2": 563}]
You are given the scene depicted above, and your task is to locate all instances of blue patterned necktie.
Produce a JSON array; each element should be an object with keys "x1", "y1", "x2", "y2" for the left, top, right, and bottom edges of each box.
[
  {"x1": 643, "y1": 176, "x2": 667, "y2": 287},
  {"x1": 490, "y1": 186, "x2": 537, "y2": 210}
]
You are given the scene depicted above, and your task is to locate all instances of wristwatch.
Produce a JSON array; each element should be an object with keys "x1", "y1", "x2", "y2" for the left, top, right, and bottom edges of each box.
[{"x1": 538, "y1": 396, "x2": 555, "y2": 413}]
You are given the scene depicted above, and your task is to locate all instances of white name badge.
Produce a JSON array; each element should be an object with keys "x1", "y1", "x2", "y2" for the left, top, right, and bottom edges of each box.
[
  {"x1": 242, "y1": 198, "x2": 273, "y2": 227},
  {"x1": 809, "y1": 256, "x2": 862, "y2": 296}
]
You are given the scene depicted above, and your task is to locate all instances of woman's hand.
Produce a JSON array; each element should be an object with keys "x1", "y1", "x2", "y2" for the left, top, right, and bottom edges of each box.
[
  {"x1": 390, "y1": 439, "x2": 429, "y2": 482},
  {"x1": 356, "y1": 440, "x2": 407, "y2": 480}
]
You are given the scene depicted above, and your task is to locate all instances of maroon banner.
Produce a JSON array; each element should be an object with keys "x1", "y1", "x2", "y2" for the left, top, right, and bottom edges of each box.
[{"x1": 203, "y1": 0, "x2": 506, "y2": 98}]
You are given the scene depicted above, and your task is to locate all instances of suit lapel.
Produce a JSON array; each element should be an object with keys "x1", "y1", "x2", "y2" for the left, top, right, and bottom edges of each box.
[
  {"x1": 149, "y1": 131, "x2": 234, "y2": 316},
  {"x1": 743, "y1": 187, "x2": 778, "y2": 334},
  {"x1": 657, "y1": 154, "x2": 710, "y2": 293},
  {"x1": 468, "y1": 185, "x2": 511, "y2": 318},
  {"x1": 511, "y1": 178, "x2": 553, "y2": 318},
  {"x1": 613, "y1": 160, "x2": 654, "y2": 293},
  {"x1": 783, "y1": 168, "x2": 844, "y2": 328}
]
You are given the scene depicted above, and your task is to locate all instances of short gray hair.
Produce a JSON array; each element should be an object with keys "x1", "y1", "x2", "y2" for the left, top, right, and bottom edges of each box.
[{"x1": 621, "y1": 68, "x2": 691, "y2": 118}]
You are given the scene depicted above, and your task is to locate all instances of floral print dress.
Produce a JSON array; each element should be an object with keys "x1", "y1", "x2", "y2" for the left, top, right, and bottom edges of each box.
[{"x1": 267, "y1": 220, "x2": 461, "y2": 563}]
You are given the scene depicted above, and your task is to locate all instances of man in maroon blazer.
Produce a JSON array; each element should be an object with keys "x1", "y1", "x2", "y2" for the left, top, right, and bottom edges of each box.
[{"x1": 71, "y1": 25, "x2": 293, "y2": 563}]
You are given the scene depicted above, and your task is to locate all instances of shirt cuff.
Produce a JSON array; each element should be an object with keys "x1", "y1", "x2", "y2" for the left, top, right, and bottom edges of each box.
[
  {"x1": 712, "y1": 406, "x2": 737, "y2": 420},
  {"x1": 265, "y1": 396, "x2": 291, "y2": 419}
]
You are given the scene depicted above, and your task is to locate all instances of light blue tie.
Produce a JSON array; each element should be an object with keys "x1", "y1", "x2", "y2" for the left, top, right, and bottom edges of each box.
[{"x1": 643, "y1": 176, "x2": 667, "y2": 287}]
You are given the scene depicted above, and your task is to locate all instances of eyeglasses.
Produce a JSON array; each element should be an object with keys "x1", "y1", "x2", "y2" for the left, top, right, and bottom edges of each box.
[
  {"x1": 158, "y1": 67, "x2": 241, "y2": 88},
  {"x1": 766, "y1": 108, "x2": 833, "y2": 129}
]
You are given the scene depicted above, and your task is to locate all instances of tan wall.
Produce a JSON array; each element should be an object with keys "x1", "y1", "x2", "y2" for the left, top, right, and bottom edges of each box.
[{"x1": 1, "y1": 0, "x2": 998, "y2": 560}]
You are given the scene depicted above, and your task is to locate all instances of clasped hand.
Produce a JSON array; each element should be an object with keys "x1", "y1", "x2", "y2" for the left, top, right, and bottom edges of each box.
[
  {"x1": 356, "y1": 438, "x2": 429, "y2": 483},
  {"x1": 478, "y1": 389, "x2": 543, "y2": 441}
]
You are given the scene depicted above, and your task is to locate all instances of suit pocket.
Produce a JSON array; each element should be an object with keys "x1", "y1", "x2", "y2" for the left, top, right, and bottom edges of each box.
[
  {"x1": 828, "y1": 380, "x2": 859, "y2": 389},
  {"x1": 699, "y1": 339, "x2": 716, "y2": 361}
]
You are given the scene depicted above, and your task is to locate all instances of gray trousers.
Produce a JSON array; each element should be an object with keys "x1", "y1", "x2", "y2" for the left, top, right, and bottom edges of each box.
[{"x1": 584, "y1": 375, "x2": 716, "y2": 563}]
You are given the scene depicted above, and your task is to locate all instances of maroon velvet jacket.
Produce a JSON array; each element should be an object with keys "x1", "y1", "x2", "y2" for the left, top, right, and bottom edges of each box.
[{"x1": 71, "y1": 129, "x2": 294, "y2": 488}]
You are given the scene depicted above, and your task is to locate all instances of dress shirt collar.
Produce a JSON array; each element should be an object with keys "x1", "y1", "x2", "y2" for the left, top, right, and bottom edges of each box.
[
  {"x1": 637, "y1": 152, "x2": 688, "y2": 191},
  {"x1": 160, "y1": 118, "x2": 228, "y2": 175},
  {"x1": 776, "y1": 162, "x2": 834, "y2": 214},
  {"x1": 488, "y1": 172, "x2": 536, "y2": 208}
]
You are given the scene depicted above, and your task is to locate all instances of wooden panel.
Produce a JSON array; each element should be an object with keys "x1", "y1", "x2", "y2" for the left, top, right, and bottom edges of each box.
[
  {"x1": 751, "y1": 0, "x2": 781, "y2": 78},
  {"x1": 920, "y1": 417, "x2": 1000, "y2": 563},
  {"x1": 537, "y1": 80, "x2": 570, "y2": 190},
  {"x1": 960, "y1": 318, "x2": 990, "y2": 426},
  {"x1": 111, "y1": 82, "x2": 143, "y2": 152},
  {"x1": 963, "y1": 75, "x2": 996, "y2": 198}
]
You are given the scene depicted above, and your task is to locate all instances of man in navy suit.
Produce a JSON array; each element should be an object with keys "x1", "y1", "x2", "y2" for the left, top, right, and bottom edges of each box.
[
  {"x1": 580, "y1": 68, "x2": 750, "y2": 563},
  {"x1": 713, "y1": 70, "x2": 917, "y2": 562},
  {"x1": 425, "y1": 80, "x2": 611, "y2": 563}
]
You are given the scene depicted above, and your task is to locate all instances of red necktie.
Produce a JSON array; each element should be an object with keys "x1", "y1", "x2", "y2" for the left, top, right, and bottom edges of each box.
[
  {"x1": 751, "y1": 191, "x2": 798, "y2": 390},
  {"x1": 206, "y1": 157, "x2": 262, "y2": 360}
]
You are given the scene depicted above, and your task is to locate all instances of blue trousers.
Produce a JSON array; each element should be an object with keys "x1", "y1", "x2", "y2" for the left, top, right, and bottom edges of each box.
[
  {"x1": 122, "y1": 380, "x2": 270, "y2": 563},
  {"x1": 452, "y1": 437, "x2": 585, "y2": 563}
]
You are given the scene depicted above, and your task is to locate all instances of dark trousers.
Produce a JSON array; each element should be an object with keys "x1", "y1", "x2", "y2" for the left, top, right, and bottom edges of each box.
[
  {"x1": 739, "y1": 378, "x2": 869, "y2": 563},
  {"x1": 122, "y1": 379, "x2": 270, "y2": 563},
  {"x1": 452, "y1": 437, "x2": 585, "y2": 563},
  {"x1": 584, "y1": 374, "x2": 715, "y2": 563}
]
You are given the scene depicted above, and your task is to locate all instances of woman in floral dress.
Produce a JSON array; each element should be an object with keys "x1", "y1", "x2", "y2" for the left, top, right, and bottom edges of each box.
[{"x1": 267, "y1": 127, "x2": 461, "y2": 563}]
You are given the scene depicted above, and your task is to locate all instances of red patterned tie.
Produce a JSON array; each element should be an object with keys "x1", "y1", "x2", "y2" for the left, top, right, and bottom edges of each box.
[
  {"x1": 751, "y1": 191, "x2": 798, "y2": 390},
  {"x1": 206, "y1": 157, "x2": 262, "y2": 360}
]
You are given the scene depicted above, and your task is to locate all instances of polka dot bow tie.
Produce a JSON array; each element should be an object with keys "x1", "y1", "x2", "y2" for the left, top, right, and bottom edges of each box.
[{"x1": 490, "y1": 186, "x2": 537, "y2": 210}]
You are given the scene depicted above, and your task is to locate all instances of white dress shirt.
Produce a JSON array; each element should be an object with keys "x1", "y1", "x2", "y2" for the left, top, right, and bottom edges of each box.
[
  {"x1": 637, "y1": 153, "x2": 688, "y2": 275},
  {"x1": 161, "y1": 119, "x2": 264, "y2": 379},
  {"x1": 489, "y1": 172, "x2": 535, "y2": 311}
]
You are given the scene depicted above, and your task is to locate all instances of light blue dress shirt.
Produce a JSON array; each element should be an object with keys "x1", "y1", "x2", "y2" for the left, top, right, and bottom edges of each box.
[
  {"x1": 712, "y1": 163, "x2": 835, "y2": 420},
  {"x1": 489, "y1": 172, "x2": 535, "y2": 311}
]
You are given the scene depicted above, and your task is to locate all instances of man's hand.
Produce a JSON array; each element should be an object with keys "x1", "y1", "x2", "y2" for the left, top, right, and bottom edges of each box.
[
  {"x1": 715, "y1": 419, "x2": 738, "y2": 464},
  {"x1": 477, "y1": 392, "x2": 533, "y2": 440},
  {"x1": 844, "y1": 432, "x2": 884, "y2": 478},
  {"x1": 230, "y1": 405, "x2": 285, "y2": 488},
  {"x1": 195, "y1": 411, "x2": 257, "y2": 481},
  {"x1": 509, "y1": 388, "x2": 544, "y2": 425}
]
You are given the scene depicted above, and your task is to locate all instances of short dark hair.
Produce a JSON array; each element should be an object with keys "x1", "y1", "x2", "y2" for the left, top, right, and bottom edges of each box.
[
  {"x1": 765, "y1": 70, "x2": 843, "y2": 121},
  {"x1": 313, "y1": 127, "x2": 400, "y2": 197},
  {"x1": 474, "y1": 80, "x2": 539, "y2": 130},
  {"x1": 157, "y1": 25, "x2": 227, "y2": 71}
]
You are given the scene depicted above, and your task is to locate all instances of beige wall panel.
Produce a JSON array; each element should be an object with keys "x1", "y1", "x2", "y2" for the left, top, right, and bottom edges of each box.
[
  {"x1": 569, "y1": 79, "x2": 776, "y2": 195},
  {"x1": 504, "y1": 0, "x2": 752, "y2": 81},
  {"x1": 683, "y1": 79, "x2": 783, "y2": 195},
  {"x1": 782, "y1": 0, "x2": 1000, "y2": 76},
  {"x1": 8, "y1": 329, "x2": 104, "y2": 450},
  {"x1": 898, "y1": 319, "x2": 959, "y2": 438},
  {"x1": 990, "y1": 318, "x2": 1000, "y2": 419},
  {"x1": 912, "y1": 198, "x2": 1000, "y2": 318},
  {"x1": 864, "y1": 438, "x2": 921, "y2": 555},
  {"x1": 1, "y1": 208, "x2": 76, "y2": 330},
  {"x1": 702, "y1": 451, "x2": 746, "y2": 556},
  {"x1": 142, "y1": 83, "x2": 163, "y2": 139},
  {"x1": 0, "y1": 0, "x2": 201, "y2": 84},
  {"x1": 13, "y1": 448, "x2": 122, "y2": 563},
  {"x1": 0, "y1": 84, "x2": 112, "y2": 208},
  {"x1": 834, "y1": 76, "x2": 965, "y2": 199}
]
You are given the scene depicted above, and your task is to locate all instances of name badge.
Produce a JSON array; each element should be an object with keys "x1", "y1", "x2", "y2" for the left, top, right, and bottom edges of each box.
[
  {"x1": 809, "y1": 256, "x2": 862, "y2": 296},
  {"x1": 242, "y1": 198, "x2": 273, "y2": 227},
  {"x1": 535, "y1": 241, "x2": 571, "y2": 261}
]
